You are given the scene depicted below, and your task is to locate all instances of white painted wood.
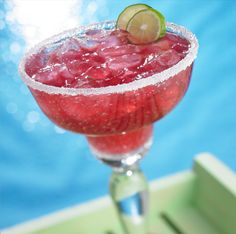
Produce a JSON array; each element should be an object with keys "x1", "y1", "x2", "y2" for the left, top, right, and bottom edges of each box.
[{"x1": 2, "y1": 171, "x2": 191, "y2": 234}]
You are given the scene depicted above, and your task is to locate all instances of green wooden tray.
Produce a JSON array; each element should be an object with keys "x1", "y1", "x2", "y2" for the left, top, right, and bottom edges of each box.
[{"x1": 2, "y1": 153, "x2": 236, "y2": 234}]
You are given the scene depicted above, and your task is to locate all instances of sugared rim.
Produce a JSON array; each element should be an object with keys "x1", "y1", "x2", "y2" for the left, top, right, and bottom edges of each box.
[{"x1": 19, "y1": 21, "x2": 198, "y2": 96}]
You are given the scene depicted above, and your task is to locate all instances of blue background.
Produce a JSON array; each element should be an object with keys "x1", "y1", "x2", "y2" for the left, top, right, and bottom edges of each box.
[{"x1": 0, "y1": 0, "x2": 236, "y2": 229}]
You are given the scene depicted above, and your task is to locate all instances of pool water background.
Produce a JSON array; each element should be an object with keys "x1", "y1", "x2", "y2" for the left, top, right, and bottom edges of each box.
[{"x1": 0, "y1": 0, "x2": 235, "y2": 229}]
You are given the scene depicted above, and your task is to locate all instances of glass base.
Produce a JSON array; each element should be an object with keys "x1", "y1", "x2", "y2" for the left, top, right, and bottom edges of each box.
[
  {"x1": 110, "y1": 165, "x2": 149, "y2": 234},
  {"x1": 89, "y1": 135, "x2": 153, "y2": 168}
]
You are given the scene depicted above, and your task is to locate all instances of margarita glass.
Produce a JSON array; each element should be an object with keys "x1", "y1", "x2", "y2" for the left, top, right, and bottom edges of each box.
[{"x1": 19, "y1": 21, "x2": 198, "y2": 234}]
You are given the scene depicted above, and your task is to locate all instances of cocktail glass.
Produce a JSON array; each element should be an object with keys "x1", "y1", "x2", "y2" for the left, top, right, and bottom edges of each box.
[{"x1": 19, "y1": 21, "x2": 198, "y2": 234}]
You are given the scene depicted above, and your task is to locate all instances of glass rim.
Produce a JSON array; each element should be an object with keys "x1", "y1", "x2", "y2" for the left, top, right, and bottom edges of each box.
[{"x1": 19, "y1": 21, "x2": 199, "y2": 96}]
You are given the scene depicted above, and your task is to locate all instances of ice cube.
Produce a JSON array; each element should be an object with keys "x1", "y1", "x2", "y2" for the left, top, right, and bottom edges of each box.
[
  {"x1": 110, "y1": 29, "x2": 128, "y2": 37},
  {"x1": 89, "y1": 53, "x2": 106, "y2": 63},
  {"x1": 25, "y1": 50, "x2": 48, "y2": 76},
  {"x1": 102, "y1": 32, "x2": 129, "y2": 48},
  {"x1": 67, "y1": 60, "x2": 91, "y2": 76},
  {"x1": 85, "y1": 65, "x2": 111, "y2": 80},
  {"x1": 166, "y1": 33, "x2": 189, "y2": 45},
  {"x1": 120, "y1": 70, "x2": 138, "y2": 84},
  {"x1": 85, "y1": 29, "x2": 110, "y2": 39},
  {"x1": 58, "y1": 38, "x2": 81, "y2": 53},
  {"x1": 172, "y1": 43, "x2": 190, "y2": 54},
  {"x1": 98, "y1": 44, "x2": 142, "y2": 58},
  {"x1": 155, "y1": 38, "x2": 172, "y2": 51},
  {"x1": 138, "y1": 56, "x2": 166, "y2": 74},
  {"x1": 78, "y1": 37, "x2": 102, "y2": 53},
  {"x1": 47, "y1": 38, "x2": 82, "y2": 65},
  {"x1": 107, "y1": 53, "x2": 143, "y2": 70},
  {"x1": 166, "y1": 33, "x2": 190, "y2": 53},
  {"x1": 33, "y1": 64, "x2": 65, "y2": 87},
  {"x1": 33, "y1": 64, "x2": 75, "y2": 87},
  {"x1": 157, "y1": 49, "x2": 181, "y2": 67},
  {"x1": 86, "y1": 29, "x2": 103, "y2": 36},
  {"x1": 144, "y1": 43, "x2": 163, "y2": 54},
  {"x1": 47, "y1": 51, "x2": 61, "y2": 65},
  {"x1": 58, "y1": 65, "x2": 75, "y2": 86}
]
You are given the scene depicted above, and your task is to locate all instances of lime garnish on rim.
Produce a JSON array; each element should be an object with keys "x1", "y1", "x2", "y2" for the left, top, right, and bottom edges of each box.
[
  {"x1": 116, "y1": 3, "x2": 151, "y2": 30},
  {"x1": 126, "y1": 8, "x2": 166, "y2": 44}
]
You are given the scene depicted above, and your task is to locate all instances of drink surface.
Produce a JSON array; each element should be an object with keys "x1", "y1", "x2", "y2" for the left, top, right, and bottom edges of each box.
[{"x1": 25, "y1": 29, "x2": 190, "y2": 89}]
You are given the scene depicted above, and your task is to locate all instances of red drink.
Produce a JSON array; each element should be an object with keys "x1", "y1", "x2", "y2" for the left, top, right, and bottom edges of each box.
[{"x1": 22, "y1": 22, "x2": 194, "y2": 156}]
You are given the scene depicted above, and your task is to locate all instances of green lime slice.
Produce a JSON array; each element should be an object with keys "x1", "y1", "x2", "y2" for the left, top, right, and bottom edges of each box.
[
  {"x1": 116, "y1": 3, "x2": 151, "y2": 30},
  {"x1": 126, "y1": 8, "x2": 166, "y2": 44}
]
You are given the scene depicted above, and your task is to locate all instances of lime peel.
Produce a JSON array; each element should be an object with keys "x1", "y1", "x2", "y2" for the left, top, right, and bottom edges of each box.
[{"x1": 116, "y1": 3, "x2": 151, "y2": 30}]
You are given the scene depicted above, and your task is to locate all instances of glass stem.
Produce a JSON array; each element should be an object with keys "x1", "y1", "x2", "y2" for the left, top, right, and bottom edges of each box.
[{"x1": 110, "y1": 163, "x2": 149, "y2": 234}]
